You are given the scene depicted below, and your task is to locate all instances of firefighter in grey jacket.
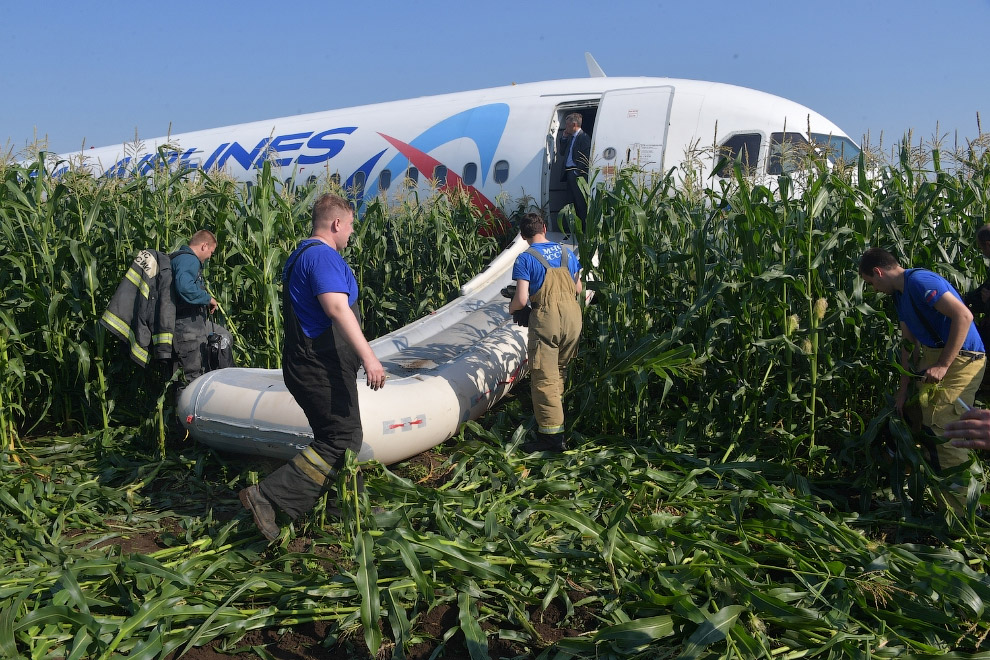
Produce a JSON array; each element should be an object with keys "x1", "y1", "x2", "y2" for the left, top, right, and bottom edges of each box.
[{"x1": 171, "y1": 230, "x2": 232, "y2": 386}]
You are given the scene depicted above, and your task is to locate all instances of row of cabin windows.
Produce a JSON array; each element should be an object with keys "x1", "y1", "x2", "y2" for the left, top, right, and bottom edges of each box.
[
  {"x1": 286, "y1": 160, "x2": 510, "y2": 194},
  {"x1": 282, "y1": 132, "x2": 859, "y2": 189},
  {"x1": 376, "y1": 160, "x2": 509, "y2": 190}
]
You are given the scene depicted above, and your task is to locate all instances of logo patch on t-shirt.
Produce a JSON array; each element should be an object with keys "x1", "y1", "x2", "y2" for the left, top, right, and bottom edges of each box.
[{"x1": 925, "y1": 289, "x2": 939, "y2": 304}]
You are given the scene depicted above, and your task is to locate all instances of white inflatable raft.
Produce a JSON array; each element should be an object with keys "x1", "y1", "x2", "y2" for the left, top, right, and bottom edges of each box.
[{"x1": 178, "y1": 234, "x2": 548, "y2": 464}]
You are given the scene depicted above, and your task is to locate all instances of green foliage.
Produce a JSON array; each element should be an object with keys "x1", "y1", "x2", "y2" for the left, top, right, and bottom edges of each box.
[
  {"x1": 0, "y1": 156, "x2": 510, "y2": 438},
  {"x1": 2, "y1": 426, "x2": 989, "y2": 658},
  {"x1": 4, "y1": 141, "x2": 990, "y2": 657},
  {"x1": 352, "y1": 188, "x2": 509, "y2": 340},
  {"x1": 571, "y1": 144, "x2": 990, "y2": 483}
]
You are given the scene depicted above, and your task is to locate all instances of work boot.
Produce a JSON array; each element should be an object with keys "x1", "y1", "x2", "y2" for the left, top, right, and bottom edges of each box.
[
  {"x1": 239, "y1": 485, "x2": 281, "y2": 541},
  {"x1": 537, "y1": 432, "x2": 567, "y2": 453},
  {"x1": 521, "y1": 432, "x2": 546, "y2": 453}
]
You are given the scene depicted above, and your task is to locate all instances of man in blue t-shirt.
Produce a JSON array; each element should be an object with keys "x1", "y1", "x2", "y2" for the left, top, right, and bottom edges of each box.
[
  {"x1": 509, "y1": 212, "x2": 582, "y2": 452},
  {"x1": 860, "y1": 247, "x2": 986, "y2": 509},
  {"x1": 239, "y1": 194, "x2": 386, "y2": 541}
]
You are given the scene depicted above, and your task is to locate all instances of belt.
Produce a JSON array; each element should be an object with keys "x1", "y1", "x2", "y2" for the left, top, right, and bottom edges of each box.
[
  {"x1": 175, "y1": 307, "x2": 208, "y2": 320},
  {"x1": 920, "y1": 345, "x2": 985, "y2": 360}
]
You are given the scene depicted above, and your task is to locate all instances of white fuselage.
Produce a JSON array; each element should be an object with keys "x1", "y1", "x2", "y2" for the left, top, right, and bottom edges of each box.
[{"x1": 54, "y1": 77, "x2": 856, "y2": 212}]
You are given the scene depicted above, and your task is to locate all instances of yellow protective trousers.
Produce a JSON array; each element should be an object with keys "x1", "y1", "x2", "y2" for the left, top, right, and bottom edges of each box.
[
  {"x1": 527, "y1": 250, "x2": 582, "y2": 435},
  {"x1": 917, "y1": 347, "x2": 986, "y2": 470}
]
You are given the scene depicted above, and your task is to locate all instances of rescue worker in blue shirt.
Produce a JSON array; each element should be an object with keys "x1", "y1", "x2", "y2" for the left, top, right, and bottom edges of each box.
[
  {"x1": 859, "y1": 247, "x2": 986, "y2": 511},
  {"x1": 509, "y1": 212, "x2": 582, "y2": 452},
  {"x1": 171, "y1": 230, "x2": 232, "y2": 387},
  {"x1": 239, "y1": 194, "x2": 386, "y2": 542}
]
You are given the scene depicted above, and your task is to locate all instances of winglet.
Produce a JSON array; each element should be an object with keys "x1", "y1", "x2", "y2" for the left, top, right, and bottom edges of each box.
[{"x1": 585, "y1": 52, "x2": 606, "y2": 77}]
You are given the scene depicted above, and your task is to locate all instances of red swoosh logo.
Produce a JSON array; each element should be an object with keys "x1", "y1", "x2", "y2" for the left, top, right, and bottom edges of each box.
[{"x1": 377, "y1": 132, "x2": 507, "y2": 233}]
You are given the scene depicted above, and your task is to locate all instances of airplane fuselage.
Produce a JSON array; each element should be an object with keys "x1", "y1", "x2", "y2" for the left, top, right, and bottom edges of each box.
[{"x1": 53, "y1": 77, "x2": 859, "y2": 213}]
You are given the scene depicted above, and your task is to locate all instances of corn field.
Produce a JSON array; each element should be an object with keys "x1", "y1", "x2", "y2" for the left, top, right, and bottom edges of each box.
[{"x1": 2, "y1": 140, "x2": 990, "y2": 658}]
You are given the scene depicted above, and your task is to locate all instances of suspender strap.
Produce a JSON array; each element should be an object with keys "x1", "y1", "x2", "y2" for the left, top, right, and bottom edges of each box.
[
  {"x1": 284, "y1": 240, "x2": 323, "y2": 281},
  {"x1": 525, "y1": 247, "x2": 569, "y2": 271}
]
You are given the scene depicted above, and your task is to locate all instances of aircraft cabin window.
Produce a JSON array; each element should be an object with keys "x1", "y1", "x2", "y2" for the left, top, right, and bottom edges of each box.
[
  {"x1": 379, "y1": 169, "x2": 392, "y2": 190},
  {"x1": 493, "y1": 160, "x2": 509, "y2": 184},
  {"x1": 809, "y1": 133, "x2": 861, "y2": 166},
  {"x1": 406, "y1": 167, "x2": 419, "y2": 185},
  {"x1": 306, "y1": 175, "x2": 317, "y2": 186},
  {"x1": 433, "y1": 165, "x2": 447, "y2": 184},
  {"x1": 767, "y1": 132, "x2": 810, "y2": 176},
  {"x1": 330, "y1": 172, "x2": 341, "y2": 187},
  {"x1": 716, "y1": 133, "x2": 762, "y2": 177},
  {"x1": 352, "y1": 171, "x2": 366, "y2": 198},
  {"x1": 462, "y1": 162, "x2": 478, "y2": 185}
]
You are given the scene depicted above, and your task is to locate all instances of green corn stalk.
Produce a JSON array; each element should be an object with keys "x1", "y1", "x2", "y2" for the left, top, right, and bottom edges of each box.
[
  {"x1": 0, "y1": 323, "x2": 17, "y2": 464},
  {"x1": 4, "y1": 137, "x2": 990, "y2": 658}
]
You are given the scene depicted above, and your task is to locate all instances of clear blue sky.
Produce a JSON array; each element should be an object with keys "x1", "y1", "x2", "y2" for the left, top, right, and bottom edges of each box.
[{"x1": 3, "y1": 1, "x2": 988, "y2": 158}]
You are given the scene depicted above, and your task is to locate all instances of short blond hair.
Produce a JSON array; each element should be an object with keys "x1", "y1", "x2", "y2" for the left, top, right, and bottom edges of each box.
[
  {"x1": 189, "y1": 229, "x2": 217, "y2": 248},
  {"x1": 312, "y1": 193, "x2": 353, "y2": 232}
]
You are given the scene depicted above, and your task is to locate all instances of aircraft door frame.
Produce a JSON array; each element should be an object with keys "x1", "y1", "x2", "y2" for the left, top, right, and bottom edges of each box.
[
  {"x1": 543, "y1": 111, "x2": 561, "y2": 212},
  {"x1": 544, "y1": 101, "x2": 600, "y2": 228}
]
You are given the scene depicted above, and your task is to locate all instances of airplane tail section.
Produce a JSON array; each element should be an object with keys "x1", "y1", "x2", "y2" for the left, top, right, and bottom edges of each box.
[{"x1": 585, "y1": 52, "x2": 606, "y2": 78}]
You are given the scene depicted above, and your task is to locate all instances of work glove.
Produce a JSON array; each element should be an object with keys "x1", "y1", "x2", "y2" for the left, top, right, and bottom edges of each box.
[{"x1": 512, "y1": 306, "x2": 531, "y2": 327}]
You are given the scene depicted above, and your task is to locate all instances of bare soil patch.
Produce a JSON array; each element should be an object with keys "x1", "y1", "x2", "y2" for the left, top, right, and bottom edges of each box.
[{"x1": 165, "y1": 596, "x2": 600, "y2": 659}]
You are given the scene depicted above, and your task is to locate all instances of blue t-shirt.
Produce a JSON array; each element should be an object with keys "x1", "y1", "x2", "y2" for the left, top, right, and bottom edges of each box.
[
  {"x1": 894, "y1": 268, "x2": 984, "y2": 352},
  {"x1": 511, "y1": 242, "x2": 580, "y2": 295},
  {"x1": 283, "y1": 240, "x2": 358, "y2": 338}
]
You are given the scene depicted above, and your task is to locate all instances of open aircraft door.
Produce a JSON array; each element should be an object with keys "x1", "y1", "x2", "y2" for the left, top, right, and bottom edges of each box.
[{"x1": 591, "y1": 86, "x2": 674, "y2": 180}]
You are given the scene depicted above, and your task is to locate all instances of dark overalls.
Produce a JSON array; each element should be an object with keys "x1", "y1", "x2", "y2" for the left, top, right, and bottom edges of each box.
[{"x1": 260, "y1": 242, "x2": 364, "y2": 519}]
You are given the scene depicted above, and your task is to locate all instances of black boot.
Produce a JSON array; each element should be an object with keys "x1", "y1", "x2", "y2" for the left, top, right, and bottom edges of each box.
[
  {"x1": 537, "y1": 432, "x2": 566, "y2": 452},
  {"x1": 239, "y1": 485, "x2": 281, "y2": 541}
]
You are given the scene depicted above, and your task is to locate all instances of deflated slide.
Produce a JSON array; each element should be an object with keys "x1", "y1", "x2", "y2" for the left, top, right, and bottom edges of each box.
[{"x1": 178, "y1": 234, "x2": 540, "y2": 465}]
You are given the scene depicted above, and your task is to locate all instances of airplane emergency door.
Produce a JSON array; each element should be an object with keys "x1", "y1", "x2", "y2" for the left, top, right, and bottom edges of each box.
[{"x1": 592, "y1": 86, "x2": 673, "y2": 179}]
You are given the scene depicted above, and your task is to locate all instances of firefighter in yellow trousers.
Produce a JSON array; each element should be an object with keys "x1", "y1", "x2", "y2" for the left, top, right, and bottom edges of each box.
[{"x1": 508, "y1": 212, "x2": 582, "y2": 451}]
